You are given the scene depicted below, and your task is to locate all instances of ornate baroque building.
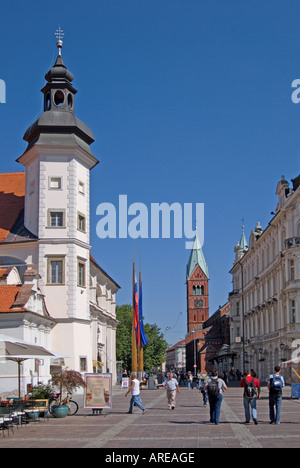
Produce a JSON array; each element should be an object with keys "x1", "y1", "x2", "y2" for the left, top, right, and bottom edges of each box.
[
  {"x1": 229, "y1": 175, "x2": 300, "y2": 381},
  {"x1": 0, "y1": 38, "x2": 120, "y2": 394},
  {"x1": 201, "y1": 302, "x2": 231, "y2": 374}
]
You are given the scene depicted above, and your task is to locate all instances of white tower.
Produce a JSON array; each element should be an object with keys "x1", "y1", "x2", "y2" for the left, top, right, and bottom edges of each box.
[{"x1": 17, "y1": 31, "x2": 99, "y2": 372}]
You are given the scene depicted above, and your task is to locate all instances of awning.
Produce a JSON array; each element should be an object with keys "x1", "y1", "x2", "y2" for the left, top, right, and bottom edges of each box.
[{"x1": 281, "y1": 357, "x2": 300, "y2": 367}]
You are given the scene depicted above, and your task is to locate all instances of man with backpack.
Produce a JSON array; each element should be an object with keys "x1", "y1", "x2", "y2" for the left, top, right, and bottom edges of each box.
[
  {"x1": 204, "y1": 369, "x2": 227, "y2": 425},
  {"x1": 240, "y1": 370, "x2": 261, "y2": 425},
  {"x1": 268, "y1": 366, "x2": 285, "y2": 424}
]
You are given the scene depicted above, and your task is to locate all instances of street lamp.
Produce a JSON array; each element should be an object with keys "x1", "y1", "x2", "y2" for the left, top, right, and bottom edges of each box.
[{"x1": 191, "y1": 330, "x2": 197, "y2": 375}]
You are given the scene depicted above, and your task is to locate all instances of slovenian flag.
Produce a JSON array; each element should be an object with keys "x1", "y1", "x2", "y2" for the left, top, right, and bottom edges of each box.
[
  {"x1": 134, "y1": 274, "x2": 140, "y2": 346},
  {"x1": 139, "y1": 279, "x2": 148, "y2": 347}
]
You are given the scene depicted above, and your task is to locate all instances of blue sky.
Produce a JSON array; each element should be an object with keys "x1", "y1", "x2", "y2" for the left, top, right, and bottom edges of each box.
[{"x1": 1, "y1": 1, "x2": 300, "y2": 346}]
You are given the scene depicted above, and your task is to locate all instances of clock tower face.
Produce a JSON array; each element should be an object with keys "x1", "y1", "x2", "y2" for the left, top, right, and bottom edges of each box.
[{"x1": 194, "y1": 299, "x2": 203, "y2": 308}]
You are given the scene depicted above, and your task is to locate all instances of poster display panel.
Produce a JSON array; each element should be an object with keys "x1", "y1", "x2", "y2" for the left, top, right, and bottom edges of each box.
[
  {"x1": 122, "y1": 377, "x2": 129, "y2": 388},
  {"x1": 84, "y1": 373, "x2": 112, "y2": 409}
]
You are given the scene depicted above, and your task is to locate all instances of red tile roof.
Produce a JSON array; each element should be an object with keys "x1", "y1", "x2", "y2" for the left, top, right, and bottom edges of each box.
[
  {"x1": 0, "y1": 285, "x2": 25, "y2": 313},
  {"x1": 0, "y1": 173, "x2": 26, "y2": 242},
  {"x1": 0, "y1": 268, "x2": 8, "y2": 279}
]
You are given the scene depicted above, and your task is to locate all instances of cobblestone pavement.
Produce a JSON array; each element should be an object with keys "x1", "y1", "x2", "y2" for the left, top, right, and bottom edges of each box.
[{"x1": 0, "y1": 384, "x2": 299, "y2": 449}]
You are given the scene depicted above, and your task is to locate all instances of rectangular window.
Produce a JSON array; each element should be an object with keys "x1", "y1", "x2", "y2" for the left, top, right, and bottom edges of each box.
[
  {"x1": 79, "y1": 181, "x2": 85, "y2": 195},
  {"x1": 49, "y1": 211, "x2": 64, "y2": 227},
  {"x1": 47, "y1": 257, "x2": 65, "y2": 285},
  {"x1": 290, "y1": 300, "x2": 296, "y2": 324},
  {"x1": 77, "y1": 213, "x2": 86, "y2": 232},
  {"x1": 288, "y1": 259, "x2": 295, "y2": 281},
  {"x1": 80, "y1": 357, "x2": 87, "y2": 372},
  {"x1": 78, "y1": 261, "x2": 86, "y2": 287},
  {"x1": 49, "y1": 177, "x2": 62, "y2": 190},
  {"x1": 50, "y1": 261, "x2": 63, "y2": 284}
]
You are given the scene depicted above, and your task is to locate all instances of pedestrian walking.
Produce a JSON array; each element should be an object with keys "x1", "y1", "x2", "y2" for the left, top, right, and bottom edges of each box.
[
  {"x1": 240, "y1": 369, "x2": 260, "y2": 425},
  {"x1": 125, "y1": 373, "x2": 147, "y2": 414},
  {"x1": 221, "y1": 371, "x2": 228, "y2": 386},
  {"x1": 163, "y1": 373, "x2": 180, "y2": 410},
  {"x1": 187, "y1": 371, "x2": 194, "y2": 390},
  {"x1": 198, "y1": 374, "x2": 208, "y2": 407},
  {"x1": 268, "y1": 366, "x2": 285, "y2": 424},
  {"x1": 204, "y1": 369, "x2": 227, "y2": 425}
]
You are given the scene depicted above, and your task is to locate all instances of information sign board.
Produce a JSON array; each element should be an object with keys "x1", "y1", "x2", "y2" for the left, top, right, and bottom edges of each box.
[{"x1": 84, "y1": 373, "x2": 112, "y2": 410}]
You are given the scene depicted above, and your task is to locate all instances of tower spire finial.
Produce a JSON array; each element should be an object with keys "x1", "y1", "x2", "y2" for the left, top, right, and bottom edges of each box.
[
  {"x1": 239, "y1": 221, "x2": 249, "y2": 252},
  {"x1": 55, "y1": 26, "x2": 64, "y2": 56}
]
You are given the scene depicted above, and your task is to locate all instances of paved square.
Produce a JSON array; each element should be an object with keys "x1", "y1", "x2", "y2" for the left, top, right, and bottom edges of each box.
[{"x1": 0, "y1": 384, "x2": 299, "y2": 449}]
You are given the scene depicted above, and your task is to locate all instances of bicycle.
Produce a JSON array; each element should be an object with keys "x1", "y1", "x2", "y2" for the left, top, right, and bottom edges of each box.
[{"x1": 49, "y1": 393, "x2": 79, "y2": 416}]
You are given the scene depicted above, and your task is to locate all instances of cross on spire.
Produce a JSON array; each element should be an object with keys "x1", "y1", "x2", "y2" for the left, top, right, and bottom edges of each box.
[
  {"x1": 55, "y1": 26, "x2": 64, "y2": 42},
  {"x1": 55, "y1": 26, "x2": 64, "y2": 55}
]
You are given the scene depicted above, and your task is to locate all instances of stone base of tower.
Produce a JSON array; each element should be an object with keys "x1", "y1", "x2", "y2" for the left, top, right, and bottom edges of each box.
[{"x1": 50, "y1": 320, "x2": 93, "y2": 377}]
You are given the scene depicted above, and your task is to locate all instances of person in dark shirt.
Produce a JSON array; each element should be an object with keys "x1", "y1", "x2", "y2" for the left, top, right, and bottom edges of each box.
[
  {"x1": 268, "y1": 366, "x2": 285, "y2": 425},
  {"x1": 204, "y1": 369, "x2": 227, "y2": 425}
]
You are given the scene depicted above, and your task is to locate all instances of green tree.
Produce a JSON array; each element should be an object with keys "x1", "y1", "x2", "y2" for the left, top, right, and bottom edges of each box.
[
  {"x1": 143, "y1": 322, "x2": 169, "y2": 371},
  {"x1": 116, "y1": 304, "x2": 169, "y2": 372},
  {"x1": 116, "y1": 304, "x2": 133, "y2": 371}
]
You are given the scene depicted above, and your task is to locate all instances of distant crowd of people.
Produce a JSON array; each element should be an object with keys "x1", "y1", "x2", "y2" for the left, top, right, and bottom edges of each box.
[
  {"x1": 173, "y1": 369, "x2": 242, "y2": 388},
  {"x1": 124, "y1": 366, "x2": 285, "y2": 426}
]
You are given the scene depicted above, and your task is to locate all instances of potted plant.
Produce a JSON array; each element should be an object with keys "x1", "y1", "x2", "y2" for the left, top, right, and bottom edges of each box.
[
  {"x1": 29, "y1": 383, "x2": 55, "y2": 419},
  {"x1": 31, "y1": 383, "x2": 55, "y2": 403},
  {"x1": 50, "y1": 369, "x2": 86, "y2": 418}
]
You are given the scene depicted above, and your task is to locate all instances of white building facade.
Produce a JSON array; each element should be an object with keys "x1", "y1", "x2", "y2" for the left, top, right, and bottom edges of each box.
[
  {"x1": 0, "y1": 40, "x2": 120, "y2": 394},
  {"x1": 229, "y1": 176, "x2": 300, "y2": 382},
  {"x1": 166, "y1": 340, "x2": 186, "y2": 373}
]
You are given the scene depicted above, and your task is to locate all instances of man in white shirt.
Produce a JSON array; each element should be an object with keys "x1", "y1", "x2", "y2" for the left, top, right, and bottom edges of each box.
[
  {"x1": 163, "y1": 373, "x2": 180, "y2": 410},
  {"x1": 125, "y1": 373, "x2": 147, "y2": 414}
]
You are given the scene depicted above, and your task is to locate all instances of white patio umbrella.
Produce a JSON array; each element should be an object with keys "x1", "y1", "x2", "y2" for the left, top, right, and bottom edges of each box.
[{"x1": 0, "y1": 333, "x2": 68, "y2": 399}]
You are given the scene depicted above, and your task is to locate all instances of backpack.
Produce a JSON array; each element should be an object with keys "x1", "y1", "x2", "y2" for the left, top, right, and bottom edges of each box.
[
  {"x1": 207, "y1": 378, "x2": 219, "y2": 398},
  {"x1": 270, "y1": 374, "x2": 283, "y2": 392},
  {"x1": 244, "y1": 377, "x2": 257, "y2": 399}
]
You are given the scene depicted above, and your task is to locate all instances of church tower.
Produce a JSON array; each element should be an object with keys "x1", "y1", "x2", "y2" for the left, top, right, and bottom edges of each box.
[
  {"x1": 185, "y1": 233, "x2": 209, "y2": 372},
  {"x1": 16, "y1": 31, "x2": 99, "y2": 372},
  {"x1": 186, "y1": 233, "x2": 209, "y2": 332}
]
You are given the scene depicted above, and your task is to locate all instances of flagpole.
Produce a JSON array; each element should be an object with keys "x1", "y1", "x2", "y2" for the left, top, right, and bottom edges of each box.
[
  {"x1": 138, "y1": 254, "x2": 144, "y2": 376},
  {"x1": 132, "y1": 243, "x2": 138, "y2": 373}
]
